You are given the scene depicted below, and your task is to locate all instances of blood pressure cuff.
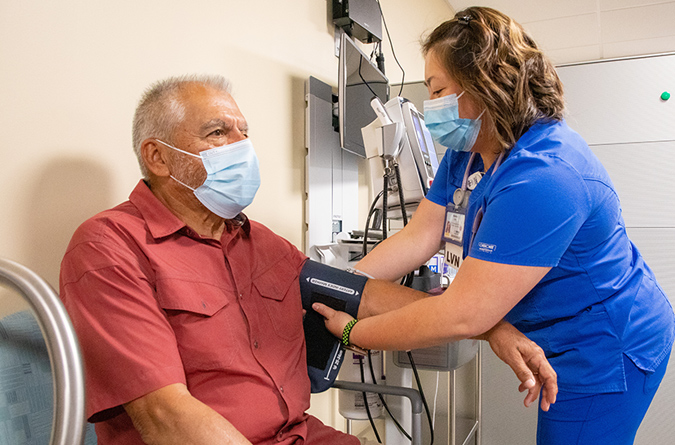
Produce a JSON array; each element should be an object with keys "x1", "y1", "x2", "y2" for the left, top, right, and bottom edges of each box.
[{"x1": 300, "y1": 259, "x2": 365, "y2": 393}]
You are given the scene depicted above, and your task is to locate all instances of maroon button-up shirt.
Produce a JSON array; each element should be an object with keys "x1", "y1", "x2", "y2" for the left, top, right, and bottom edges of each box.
[{"x1": 60, "y1": 180, "x2": 357, "y2": 445}]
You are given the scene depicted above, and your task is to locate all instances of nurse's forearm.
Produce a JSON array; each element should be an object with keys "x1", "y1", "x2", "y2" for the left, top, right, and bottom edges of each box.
[
  {"x1": 352, "y1": 257, "x2": 551, "y2": 351},
  {"x1": 356, "y1": 232, "x2": 441, "y2": 281},
  {"x1": 350, "y1": 290, "x2": 484, "y2": 351},
  {"x1": 357, "y1": 279, "x2": 429, "y2": 319}
]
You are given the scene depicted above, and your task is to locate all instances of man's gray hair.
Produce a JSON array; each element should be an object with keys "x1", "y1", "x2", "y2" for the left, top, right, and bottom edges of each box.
[{"x1": 132, "y1": 74, "x2": 232, "y2": 178}]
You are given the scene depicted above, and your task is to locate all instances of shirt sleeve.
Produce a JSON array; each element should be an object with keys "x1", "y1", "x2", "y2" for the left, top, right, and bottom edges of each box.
[
  {"x1": 60, "y1": 222, "x2": 186, "y2": 421},
  {"x1": 469, "y1": 153, "x2": 593, "y2": 267}
]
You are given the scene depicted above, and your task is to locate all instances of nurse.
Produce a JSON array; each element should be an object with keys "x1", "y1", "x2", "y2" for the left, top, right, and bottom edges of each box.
[{"x1": 314, "y1": 6, "x2": 675, "y2": 444}]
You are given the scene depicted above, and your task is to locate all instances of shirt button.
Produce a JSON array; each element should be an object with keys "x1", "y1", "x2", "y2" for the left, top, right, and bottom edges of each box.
[
  {"x1": 253, "y1": 340, "x2": 259, "y2": 349},
  {"x1": 279, "y1": 386, "x2": 284, "y2": 393},
  {"x1": 239, "y1": 293, "x2": 243, "y2": 299}
]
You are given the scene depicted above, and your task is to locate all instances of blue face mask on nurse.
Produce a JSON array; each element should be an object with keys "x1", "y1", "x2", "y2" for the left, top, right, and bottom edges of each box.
[
  {"x1": 422, "y1": 50, "x2": 487, "y2": 153},
  {"x1": 424, "y1": 91, "x2": 486, "y2": 152}
]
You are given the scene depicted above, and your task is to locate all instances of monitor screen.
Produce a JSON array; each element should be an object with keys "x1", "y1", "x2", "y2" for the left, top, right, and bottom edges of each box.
[
  {"x1": 409, "y1": 108, "x2": 430, "y2": 155},
  {"x1": 338, "y1": 32, "x2": 389, "y2": 158},
  {"x1": 407, "y1": 104, "x2": 439, "y2": 173}
]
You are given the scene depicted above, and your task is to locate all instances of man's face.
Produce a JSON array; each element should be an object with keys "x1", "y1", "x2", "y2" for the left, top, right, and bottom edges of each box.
[{"x1": 167, "y1": 84, "x2": 250, "y2": 187}]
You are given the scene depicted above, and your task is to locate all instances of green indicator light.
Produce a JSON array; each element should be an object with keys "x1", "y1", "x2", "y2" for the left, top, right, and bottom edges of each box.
[{"x1": 661, "y1": 91, "x2": 671, "y2": 101}]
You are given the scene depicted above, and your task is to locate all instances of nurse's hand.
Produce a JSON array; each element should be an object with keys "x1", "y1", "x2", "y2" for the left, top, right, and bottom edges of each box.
[
  {"x1": 312, "y1": 303, "x2": 356, "y2": 342},
  {"x1": 481, "y1": 320, "x2": 558, "y2": 411}
]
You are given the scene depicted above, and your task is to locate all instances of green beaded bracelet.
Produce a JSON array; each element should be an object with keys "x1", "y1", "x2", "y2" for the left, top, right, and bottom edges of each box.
[{"x1": 342, "y1": 319, "x2": 358, "y2": 347}]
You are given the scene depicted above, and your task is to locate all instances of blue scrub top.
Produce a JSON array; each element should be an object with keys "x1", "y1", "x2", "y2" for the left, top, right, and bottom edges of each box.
[{"x1": 426, "y1": 119, "x2": 674, "y2": 393}]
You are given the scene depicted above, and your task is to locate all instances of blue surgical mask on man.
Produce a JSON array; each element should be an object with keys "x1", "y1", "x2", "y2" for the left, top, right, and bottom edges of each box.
[
  {"x1": 156, "y1": 138, "x2": 261, "y2": 219},
  {"x1": 423, "y1": 91, "x2": 485, "y2": 152}
]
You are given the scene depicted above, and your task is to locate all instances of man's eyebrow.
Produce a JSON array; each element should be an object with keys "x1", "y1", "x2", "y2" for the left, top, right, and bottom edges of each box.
[
  {"x1": 200, "y1": 119, "x2": 230, "y2": 133},
  {"x1": 200, "y1": 118, "x2": 249, "y2": 133}
]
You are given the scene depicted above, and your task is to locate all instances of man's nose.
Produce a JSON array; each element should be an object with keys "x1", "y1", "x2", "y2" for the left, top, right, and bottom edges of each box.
[{"x1": 228, "y1": 127, "x2": 247, "y2": 144}]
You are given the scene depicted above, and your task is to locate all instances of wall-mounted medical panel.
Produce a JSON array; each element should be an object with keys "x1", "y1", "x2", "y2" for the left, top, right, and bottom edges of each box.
[
  {"x1": 589, "y1": 141, "x2": 675, "y2": 228},
  {"x1": 626, "y1": 227, "x2": 675, "y2": 304},
  {"x1": 558, "y1": 52, "x2": 675, "y2": 445},
  {"x1": 560, "y1": 54, "x2": 675, "y2": 146}
]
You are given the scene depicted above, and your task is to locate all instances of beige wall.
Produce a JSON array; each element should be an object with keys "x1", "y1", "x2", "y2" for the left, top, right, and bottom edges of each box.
[
  {"x1": 0, "y1": 0, "x2": 451, "y2": 291},
  {"x1": 0, "y1": 0, "x2": 452, "y2": 429}
]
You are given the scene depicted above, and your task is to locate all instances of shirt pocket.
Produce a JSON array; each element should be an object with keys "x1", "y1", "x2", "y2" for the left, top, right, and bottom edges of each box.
[
  {"x1": 156, "y1": 279, "x2": 240, "y2": 370},
  {"x1": 253, "y1": 261, "x2": 303, "y2": 342}
]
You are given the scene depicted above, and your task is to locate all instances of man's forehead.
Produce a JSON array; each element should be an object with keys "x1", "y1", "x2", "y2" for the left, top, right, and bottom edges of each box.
[
  {"x1": 178, "y1": 83, "x2": 235, "y2": 108},
  {"x1": 177, "y1": 83, "x2": 245, "y2": 124}
]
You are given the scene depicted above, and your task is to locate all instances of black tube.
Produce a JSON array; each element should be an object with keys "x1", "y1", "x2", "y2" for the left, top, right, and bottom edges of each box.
[
  {"x1": 359, "y1": 356, "x2": 382, "y2": 443},
  {"x1": 382, "y1": 170, "x2": 388, "y2": 240}
]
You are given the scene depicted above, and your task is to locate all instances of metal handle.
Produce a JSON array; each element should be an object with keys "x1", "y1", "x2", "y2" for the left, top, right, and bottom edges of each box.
[
  {"x1": 333, "y1": 380, "x2": 423, "y2": 445},
  {"x1": 0, "y1": 258, "x2": 86, "y2": 445}
]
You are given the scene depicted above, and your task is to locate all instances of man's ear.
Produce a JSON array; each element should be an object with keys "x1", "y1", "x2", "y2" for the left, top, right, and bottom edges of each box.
[{"x1": 141, "y1": 139, "x2": 171, "y2": 177}]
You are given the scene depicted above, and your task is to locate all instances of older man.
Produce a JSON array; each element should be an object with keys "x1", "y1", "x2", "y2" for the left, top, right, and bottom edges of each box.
[{"x1": 60, "y1": 75, "x2": 555, "y2": 445}]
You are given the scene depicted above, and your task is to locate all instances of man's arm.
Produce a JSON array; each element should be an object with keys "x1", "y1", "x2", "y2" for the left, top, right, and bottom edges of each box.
[{"x1": 124, "y1": 383, "x2": 252, "y2": 445}]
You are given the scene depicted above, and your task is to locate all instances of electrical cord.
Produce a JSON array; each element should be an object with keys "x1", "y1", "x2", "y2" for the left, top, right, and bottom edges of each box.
[
  {"x1": 382, "y1": 170, "x2": 389, "y2": 240},
  {"x1": 375, "y1": 0, "x2": 406, "y2": 96},
  {"x1": 394, "y1": 164, "x2": 415, "y2": 287},
  {"x1": 359, "y1": 188, "x2": 415, "y2": 442},
  {"x1": 359, "y1": 356, "x2": 382, "y2": 443},
  {"x1": 395, "y1": 164, "x2": 434, "y2": 444},
  {"x1": 358, "y1": 56, "x2": 379, "y2": 99},
  {"x1": 367, "y1": 350, "x2": 413, "y2": 441},
  {"x1": 408, "y1": 351, "x2": 435, "y2": 445},
  {"x1": 432, "y1": 371, "x2": 440, "y2": 430},
  {"x1": 362, "y1": 190, "x2": 384, "y2": 259}
]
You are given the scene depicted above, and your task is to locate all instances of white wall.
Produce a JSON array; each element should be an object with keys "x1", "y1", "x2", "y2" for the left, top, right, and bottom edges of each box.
[{"x1": 446, "y1": 0, "x2": 675, "y2": 64}]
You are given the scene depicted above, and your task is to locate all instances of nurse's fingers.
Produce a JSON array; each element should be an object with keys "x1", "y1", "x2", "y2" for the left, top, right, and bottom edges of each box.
[
  {"x1": 520, "y1": 346, "x2": 558, "y2": 411},
  {"x1": 312, "y1": 302, "x2": 335, "y2": 318},
  {"x1": 538, "y1": 363, "x2": 558, "y2": 411},
  {"x1": 481, "y1": 320, "x2": 557, "y2": 411},
  {"x1": 311, "y1": 303, "x2": 354, "y2": 338}
]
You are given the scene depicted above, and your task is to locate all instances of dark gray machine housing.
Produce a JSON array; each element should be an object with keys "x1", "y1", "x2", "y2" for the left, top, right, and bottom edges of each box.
[{"x1": 332, "y1": 0, "x2": 382, "y2": 43}]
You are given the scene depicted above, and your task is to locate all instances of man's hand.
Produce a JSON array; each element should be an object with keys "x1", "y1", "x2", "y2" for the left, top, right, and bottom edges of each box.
[{"x1": 479, "y1": 320, "x2": 557, "y2": 411}]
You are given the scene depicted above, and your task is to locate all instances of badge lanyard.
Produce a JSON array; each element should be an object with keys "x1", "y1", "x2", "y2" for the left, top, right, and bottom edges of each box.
[{"x1": 441, "y1": 151, "x2": 505, "y2": 277}]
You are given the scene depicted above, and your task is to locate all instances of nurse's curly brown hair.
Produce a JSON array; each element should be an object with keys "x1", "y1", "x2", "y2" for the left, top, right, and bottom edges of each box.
[{"x1": 422, "y1": 6, "x2": 565, "y2": 151}]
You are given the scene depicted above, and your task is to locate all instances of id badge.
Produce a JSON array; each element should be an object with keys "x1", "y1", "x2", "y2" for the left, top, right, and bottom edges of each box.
[
  {"x1": 442, "y1": 203, "x2": 466, "y2": 244},
  {"x1": 442, "y1": 203, "x2": 466, "y2": 272}
]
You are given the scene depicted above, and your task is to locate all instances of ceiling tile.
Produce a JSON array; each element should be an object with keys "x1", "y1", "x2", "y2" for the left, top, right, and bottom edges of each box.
[
  {"x1": 601, "y1": 2, "x2": 675, "y2": 42},
  {"x1": 548, "y1": 45, "x2": 604, "y2": 65},
  {"x1": 522, "y1": 13, "x2": 601, "y2": 51},
  {"x1": 600, "y1": 0, "x2": 675, "y2": 11},
  {"x1": 603, "y1": 35, "x2": 675, "y2": 58},
  {"x1": 446, "y1": 0, "x2": 597, "y2": 23}
]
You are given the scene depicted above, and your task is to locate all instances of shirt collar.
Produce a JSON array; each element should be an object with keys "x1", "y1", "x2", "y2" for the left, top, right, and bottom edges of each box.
[
  {"x1": 129, "y1": 180, "x2": 187, "y2": 239},
  {"x1": 129, "y1": 180, "x2": 252, "y2": 240}
]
